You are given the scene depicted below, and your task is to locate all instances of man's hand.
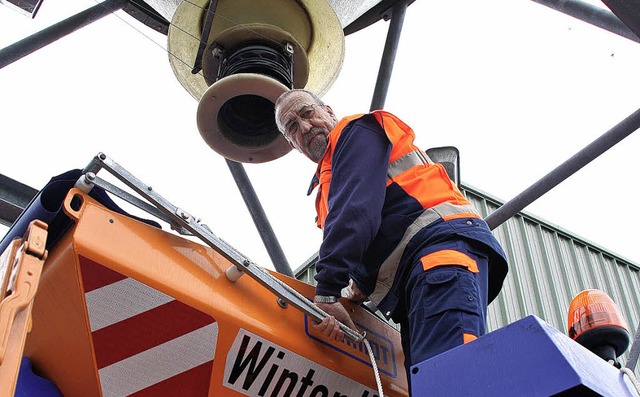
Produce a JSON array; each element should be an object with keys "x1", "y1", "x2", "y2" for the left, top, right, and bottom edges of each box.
[{"x1": 313, "y1": 301, "x2": 358, "y2": 342}]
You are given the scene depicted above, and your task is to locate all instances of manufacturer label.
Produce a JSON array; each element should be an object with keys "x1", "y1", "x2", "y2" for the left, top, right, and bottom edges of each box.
[{"x1": 304, "y1": 316, "x2": 398, "y2": 378}]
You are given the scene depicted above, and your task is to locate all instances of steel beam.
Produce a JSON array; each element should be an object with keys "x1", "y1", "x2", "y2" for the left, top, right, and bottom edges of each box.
[
  {"x1": 0, "y1": 0, "x2": 129, "y2": 69},
  {"x1": 485, "y1": 106, "x2": 640, "y2": 230},
  {"x1": 532, "y1": 0, "x2": 640, "y2": 43},
  {"x1": 600, "y1": 0, "x2": 640, "y2": 41},
  {"x1": 0, "y1": 174, "x2": 38, "y2": 227},
  {"x1": 225, "y1": 160, "x2": 293, "y2": 277},
  {"x1": 370, "y1": 0, "x2": 409, "y2": 111}
]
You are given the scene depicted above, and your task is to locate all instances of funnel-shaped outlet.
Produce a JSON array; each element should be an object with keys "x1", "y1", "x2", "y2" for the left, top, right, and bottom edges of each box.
[{"x1": 197, "y1": 73, "x2": 290, "y2": 163}]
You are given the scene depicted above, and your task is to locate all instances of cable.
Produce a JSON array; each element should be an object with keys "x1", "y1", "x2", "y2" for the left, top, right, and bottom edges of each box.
[
  {"x1": 86, "y1": 0, "x2": 201, "y2": 72},
  {"x1": 88, "y1": 0, "x2": 283, "y2": 75}
]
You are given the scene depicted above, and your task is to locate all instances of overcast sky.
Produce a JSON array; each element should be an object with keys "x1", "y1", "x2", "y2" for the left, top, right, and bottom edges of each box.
[{"x1": 2, "y1": 0, "x2": 640, "y2": 272}]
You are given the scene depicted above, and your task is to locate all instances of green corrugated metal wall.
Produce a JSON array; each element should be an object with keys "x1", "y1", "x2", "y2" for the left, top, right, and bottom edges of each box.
[{"x1": 463, "y1": 185, "x2": 640, "y2": 338}]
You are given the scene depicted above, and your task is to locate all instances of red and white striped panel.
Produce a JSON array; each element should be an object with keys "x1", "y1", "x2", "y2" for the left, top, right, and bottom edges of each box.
[{"x1": 79, "y1": 257, "x2": 218, "y2": 397}]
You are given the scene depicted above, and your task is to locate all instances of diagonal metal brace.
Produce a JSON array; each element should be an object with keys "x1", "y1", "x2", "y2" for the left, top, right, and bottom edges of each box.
[
  {"x1": 80, "y1": 152, "x2": 364, "y2": 342},
  {"x1": 76, "y1": 172, "x2": 192, "y2": 235},
  {"x1": 191, "y1": 0, "x2": 219, "y2": 74},
  {"x1": 601, "y1": 0, "x2": 640, "y2": 41}
]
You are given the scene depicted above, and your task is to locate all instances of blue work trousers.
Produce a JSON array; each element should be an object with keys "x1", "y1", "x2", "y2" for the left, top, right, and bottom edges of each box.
[{"x1": 399, "y1": 239, "x2": 490, "y2": 392}]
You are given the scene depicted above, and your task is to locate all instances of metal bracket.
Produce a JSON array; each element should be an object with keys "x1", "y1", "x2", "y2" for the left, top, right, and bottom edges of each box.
[
  {"x1": 80, "y1": 152, "x2": 365, "y2": 342},
  {"x1": 0, "y1": 220, "x2": 48, "y2": 368},
  {"x1": 192, "y1": 0, "x2": 220, "y2": 74}
]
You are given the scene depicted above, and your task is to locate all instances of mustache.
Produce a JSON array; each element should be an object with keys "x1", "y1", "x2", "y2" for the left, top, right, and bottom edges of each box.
[{"x1": 306, "y1": 128, "x2": 327, "y2": 145}]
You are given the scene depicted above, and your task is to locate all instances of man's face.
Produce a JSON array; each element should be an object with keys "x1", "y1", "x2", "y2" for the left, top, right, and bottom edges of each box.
[{"x1": 275, "y1": 91, "x2": 337, "y2": 163}]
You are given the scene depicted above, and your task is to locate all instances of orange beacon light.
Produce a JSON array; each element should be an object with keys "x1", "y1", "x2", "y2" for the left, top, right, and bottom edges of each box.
[{"x1": 567, "y1": 289, "x2": 631, "y2": 367}]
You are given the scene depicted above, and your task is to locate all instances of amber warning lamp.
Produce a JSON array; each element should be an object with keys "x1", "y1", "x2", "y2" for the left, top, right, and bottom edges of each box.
[{"x1": 567, "y1": 289, "x2": 631, "y2": 367}]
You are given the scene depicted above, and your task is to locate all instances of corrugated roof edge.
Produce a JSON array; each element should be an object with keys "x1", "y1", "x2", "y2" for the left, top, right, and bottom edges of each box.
[{"x1": 461, "y1": 183, "x2": 640, "y2": 271}]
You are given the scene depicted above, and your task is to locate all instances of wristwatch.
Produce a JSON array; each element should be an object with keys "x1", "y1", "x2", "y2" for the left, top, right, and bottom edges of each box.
[{"x1": 314, "y1": 295, "x2": 339, "y2": 304}]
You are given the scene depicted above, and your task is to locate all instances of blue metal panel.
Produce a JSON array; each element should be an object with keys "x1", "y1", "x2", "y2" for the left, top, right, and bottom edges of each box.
[{"x1": 410, "y1": 315, "x2": 638, "y2": 397}]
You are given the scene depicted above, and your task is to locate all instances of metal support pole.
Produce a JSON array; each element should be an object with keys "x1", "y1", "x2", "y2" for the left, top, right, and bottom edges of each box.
[
  {"x1": 531, "y1": 0, "x2": 640, "y2": 44},
  {"x1": 0, "y1": 0, "x2": 129, "y2": 69},
  {"x1": 485, "y1": 106, "x2": 640, "y2": 230},
  {"x1": 369, "y1": 0, "x2": 409, "y2": 111},
  {"x1": 600, "y1": 0, "x2": 640, "y2": 41},
  {"x1": 626, "y1": 321, "x2": 640, "y2": 371},
  {"x1": 0, "y1": 174, "x2": 38, "y2": 227},
  {"x1": 225, "y1": 159, "x2": 293, "y2": 277}
]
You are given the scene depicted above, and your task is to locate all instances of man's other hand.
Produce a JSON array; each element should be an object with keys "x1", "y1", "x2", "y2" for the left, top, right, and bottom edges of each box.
[{"x1": 313, "y1": 301, "x2": 358, "y2": 342}]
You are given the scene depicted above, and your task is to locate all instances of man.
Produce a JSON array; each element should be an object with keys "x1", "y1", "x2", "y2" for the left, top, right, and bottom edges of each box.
[{"x1": 274, "y1": 89, "x2": 508, "y2": 376}]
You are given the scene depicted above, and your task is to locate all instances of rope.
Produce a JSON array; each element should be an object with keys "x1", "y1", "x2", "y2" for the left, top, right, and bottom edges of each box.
[
  {"x1": 364, "y1": 338, "x2": 385, "y2": 397},
  {"x1": 620, "y1": 367, "x2": 640, "y2": 395},
  {"x1": 252, "y1": 266, "x2": 385, "y2": 395}
]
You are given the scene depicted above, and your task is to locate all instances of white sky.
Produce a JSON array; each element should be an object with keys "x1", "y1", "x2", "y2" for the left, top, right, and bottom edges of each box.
[{"x1": 1, "y1": 0, "x2": 640, "y2": 272}]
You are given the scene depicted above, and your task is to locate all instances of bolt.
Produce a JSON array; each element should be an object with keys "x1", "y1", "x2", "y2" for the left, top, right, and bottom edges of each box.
[
  {"x1": 99, "y1": 153, "x2": 106, "y2": 160},
  {"x1": 284, "y1": 42, "x2": 294, "y2": 55},
  {"x1": 85, "y1": 172, "x2": 96, "y2": 182}
]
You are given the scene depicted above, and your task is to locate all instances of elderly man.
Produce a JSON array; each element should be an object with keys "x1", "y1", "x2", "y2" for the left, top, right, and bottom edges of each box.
[{"x1": 274, "y1": 89, "x2": 508, "y2": 376}]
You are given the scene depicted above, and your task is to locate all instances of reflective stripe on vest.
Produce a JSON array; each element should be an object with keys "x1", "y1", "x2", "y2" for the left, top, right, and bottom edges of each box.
[
  {"x1": 368, "y1": 202, "x2": 480, "y2": 307},
  {"x1": 387, "y1": 150, "x2": 434, "y2": 180}
]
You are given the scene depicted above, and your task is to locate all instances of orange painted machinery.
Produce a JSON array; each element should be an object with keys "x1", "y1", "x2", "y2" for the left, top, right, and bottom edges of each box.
[{"x1": 0, "y1": 153, "x2": 408, "y2": 396}]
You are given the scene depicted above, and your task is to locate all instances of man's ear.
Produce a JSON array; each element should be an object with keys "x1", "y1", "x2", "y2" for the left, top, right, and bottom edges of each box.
[{"x1": 284, "y1": 137, "x2": 299, "y2": 151}]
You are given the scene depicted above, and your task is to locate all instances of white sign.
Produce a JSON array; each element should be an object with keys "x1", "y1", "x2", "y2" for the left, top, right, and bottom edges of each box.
[{"x1": 224, "y1": 329, "x2": 380, "y2": 397}]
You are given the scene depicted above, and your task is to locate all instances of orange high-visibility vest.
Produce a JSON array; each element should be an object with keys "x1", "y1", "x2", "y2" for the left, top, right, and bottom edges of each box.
[
  {"x1": 314, "y1": 111, "x2": 478, "y2": 229},
  {"x1": 311, "y1": 111, "x2": 484, "y2": 308}
]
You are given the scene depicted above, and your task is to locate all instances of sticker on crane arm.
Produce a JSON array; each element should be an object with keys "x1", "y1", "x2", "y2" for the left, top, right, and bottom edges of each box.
[
  {"x1": 304, "y1": 316, "x2": 398, "y2": 378},
  {"x1": 224, "y1": 329, "x2": 380, "y2": 397}
]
